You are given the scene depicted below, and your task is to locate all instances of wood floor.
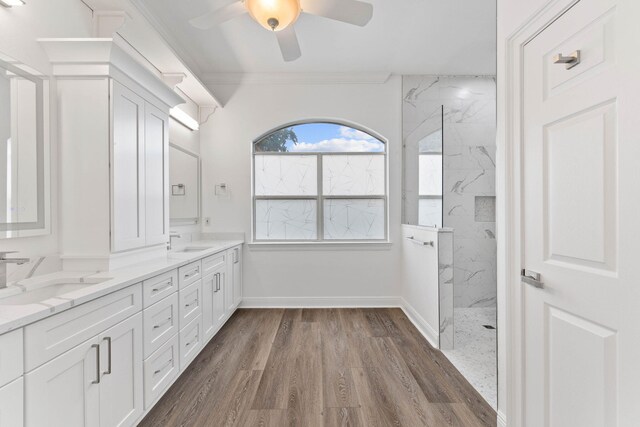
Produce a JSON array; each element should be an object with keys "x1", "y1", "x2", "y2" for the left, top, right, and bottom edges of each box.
[{"x1": 139, "y1": 308, "x2": 496, "y2": 427}]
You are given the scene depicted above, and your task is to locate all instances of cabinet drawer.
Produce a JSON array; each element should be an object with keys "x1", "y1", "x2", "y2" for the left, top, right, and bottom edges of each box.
[
  {"x1": 0, "y1": 377, "x2": 23, "y2": 427},
  {"x1": 144, "y1": 333, "x2": 179, "y2": 410},
  {"x1": 202, "y1": 252, "x2": 226, "y2": 275},
  {"x1": 179, "y1": 280, "x2": 202, "y2": 329},
  {"x1": 178, "y1": 261, "x2": 201, "y2": 289},
  {"x1": 143, "y1": 270, "x2": 178, "y2": 308},
  {"x1": 24, "y1": 284, "x2": 142, "y2": 371},
  {"x1": 179, "y1": 315, "x2": 203, "y2": 370},
  {"x1": 0, "y1": 329, "x2": 23, "y2": 387},
  {"x1": 143, "y1": 293, "x2": 179, "y2": 358}
]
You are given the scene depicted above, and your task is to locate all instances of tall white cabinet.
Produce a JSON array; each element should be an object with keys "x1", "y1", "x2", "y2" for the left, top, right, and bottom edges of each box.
[{"x1": 39, "y1": 38, "x2": 182, "y2": 271}]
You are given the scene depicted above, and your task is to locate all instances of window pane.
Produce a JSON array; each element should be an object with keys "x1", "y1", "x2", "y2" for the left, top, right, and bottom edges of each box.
[
  {"x1": 419, "y1": 154, "x2": 442, "y2": 196},
  {"x1": 322, "y1": 155, "x2": 385, "y2": 196},
  {"x1": 255, "y1": 199, "x2": 317, "y2": 240},
  {"x1": 255, "y1": 155, "x2": 317, "y2": 196},
  {"x1": 323, "y1": 199, "x2": 385, "y2": 240},
  {"x1": 419, "y1": 198, "x2": 442, "y2": 228}
]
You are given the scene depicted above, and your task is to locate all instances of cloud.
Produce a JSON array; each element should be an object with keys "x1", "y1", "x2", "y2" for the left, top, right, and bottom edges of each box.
[
  {"x1": 290, "y1": 138, "x2": 384, "y2": 153},
  {"x1": 338, "y1": 126, "x2": 377, "y2": 141}
]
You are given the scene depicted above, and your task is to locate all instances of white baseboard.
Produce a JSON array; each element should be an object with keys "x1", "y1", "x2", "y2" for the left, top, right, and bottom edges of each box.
[
  {"x1": 239, "y1": 296, "x2": 401, "y2": 308},
  {"x1": 497, "y1": 410, "x2": 507, "y2": 427},
  {"x1": 399, "y1": 297, "x2": 439, "y2": 348}
]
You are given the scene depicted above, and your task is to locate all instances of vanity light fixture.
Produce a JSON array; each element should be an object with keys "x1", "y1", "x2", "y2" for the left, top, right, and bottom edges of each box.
[
  {"x1": 0, "y1": 0, "x2": 25, "y2": 7},
  {"x1": 170, "y1": 107, "x2": 199, "y2": 131}
]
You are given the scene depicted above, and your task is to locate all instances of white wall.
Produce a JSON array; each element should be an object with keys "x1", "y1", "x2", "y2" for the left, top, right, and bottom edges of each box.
[
  {"x1": 496, "y1": 0, "x2": 553, "y2": 424},
  {"x1": 0, "y1": 0, "x2": 92, "y2": 279},
  {"x1": 200, "y1": 78, "x2": 402, "y2": 303}
]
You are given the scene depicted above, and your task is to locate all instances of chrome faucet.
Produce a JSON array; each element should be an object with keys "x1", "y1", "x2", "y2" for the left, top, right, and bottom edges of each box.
[
  {"x1": 167, "y1": 233, "x2": 182, "y2": 251},
  {"x1": 0, "y1": 251, "x2": 30, "y2": 289}
]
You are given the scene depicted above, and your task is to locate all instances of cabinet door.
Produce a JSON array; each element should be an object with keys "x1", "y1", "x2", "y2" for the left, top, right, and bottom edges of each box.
[
  {"x1": 0, "y1": 378, "x2": 24, "y2": 427},
  {"x1": 111, "y1": 81, "x2": 146, "y2": 252},
  {"x1": 99, "y1": 313, "x2": 143, "y2": 427},
  {"x1": 25, "y1": 338, "x2": 100, "y2": 427},
  {"x1": 144, "y1": 103, "x2": 169, "y2": 246},
  {"x1": 232, "y1": 246, "x2": 242, "y2": 308},
  {"x1": 202, "y1": 268, "x2": 225, "y2": 342}
]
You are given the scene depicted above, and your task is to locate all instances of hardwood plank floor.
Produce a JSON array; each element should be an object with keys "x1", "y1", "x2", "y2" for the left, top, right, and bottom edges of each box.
[{"x1": 139, "y1": 308, "x2": 497, "y2": 427}]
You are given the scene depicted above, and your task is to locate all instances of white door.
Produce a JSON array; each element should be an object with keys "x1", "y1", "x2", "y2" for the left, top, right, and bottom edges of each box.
[
  {"x1": 232, "y1": 246, "x2": 242, "y2": 307},
  {"x1": 99, "y1": 313, "x2": 143, "y2": 427},
  {"x1": 522, "y1": 0, "x2": 640, "y2": 425},
  {"x1": 144, "y1": 103, "x2": 169, "y2": 246},
  {"x1": 0, "y1": 378, "x2": 24, "y2": 427},
  {"x1": 24, "y1": 338, "x2": 100, "y2": 427},
  {"x1": 202, "y1": 267, "x2": 226, "y2": 341},
  {"x1": 111, "y1": 81, "x2": 146, "y2": 252}
]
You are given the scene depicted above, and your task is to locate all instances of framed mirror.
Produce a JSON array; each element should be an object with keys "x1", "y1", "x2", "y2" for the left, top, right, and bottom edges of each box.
[
  {"x1": 0, "y1": 53, "x2": 50, "y2": 238},
  {"x1": 169, "y1": 144, "x2": 200, "y2": 224}
]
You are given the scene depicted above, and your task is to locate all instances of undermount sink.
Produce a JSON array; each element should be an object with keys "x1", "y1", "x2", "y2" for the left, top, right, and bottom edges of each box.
[
  {"x1": 0, "y1": 277, "x2": 112, "y2": 306},
  {"x1": 173, "y1": 246, "x2": 211, "y2": 253}
]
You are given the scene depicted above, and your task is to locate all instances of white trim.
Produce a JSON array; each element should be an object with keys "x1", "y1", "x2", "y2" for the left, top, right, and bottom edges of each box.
[
  {"x1": 399, "y1": 297, "x2": 439, "y2": 348},
  {"x1": 498, "y1": 1, "x2": 581, "y2": 425},
  {"x1": 497, "y1": 410, "x2": 507, "y2": 427},
  {"x1": 202, "y1": 72, "x2": 392, "y2": 86},
  {"x1": 239, "y1": 296, "x2": 401, "y2": 308}
]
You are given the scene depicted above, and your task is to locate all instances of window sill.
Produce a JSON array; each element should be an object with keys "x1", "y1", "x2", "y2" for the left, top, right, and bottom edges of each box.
[{"x1": 247, "y1": 241, "x2": 393, "y2": 251}]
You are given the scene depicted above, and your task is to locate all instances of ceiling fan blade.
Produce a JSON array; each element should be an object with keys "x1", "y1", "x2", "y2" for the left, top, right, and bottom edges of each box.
[
  {"x1": 276, "y1": 25, "x2": 302, "y2": 62},
  {"x1": 189, "y1": 1, "x2": 247, "y2": 30},
  {"x1": 300, "y1": 0, "x2": 373, "y2": 26}
]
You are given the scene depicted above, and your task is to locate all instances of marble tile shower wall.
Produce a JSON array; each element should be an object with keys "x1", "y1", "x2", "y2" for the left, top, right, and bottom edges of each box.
[{"x1": 403, "y1": 76, "x2": 497, "y2": 308}]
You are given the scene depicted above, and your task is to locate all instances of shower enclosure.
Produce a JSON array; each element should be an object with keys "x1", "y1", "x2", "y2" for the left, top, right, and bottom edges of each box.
[{"x1": 402, "y1": 75, "x2": 498, "y2": 409}]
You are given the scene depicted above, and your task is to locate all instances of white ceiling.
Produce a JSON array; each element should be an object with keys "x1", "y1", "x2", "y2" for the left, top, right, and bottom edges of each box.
[{"x1": 132, "y1": 0, "x2": 496, "y2": 78}]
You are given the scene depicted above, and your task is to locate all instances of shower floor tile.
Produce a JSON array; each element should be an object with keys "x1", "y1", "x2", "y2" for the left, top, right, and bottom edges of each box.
[{"x1": 442, "y1": 307, "x2": 497, "y2": 410}]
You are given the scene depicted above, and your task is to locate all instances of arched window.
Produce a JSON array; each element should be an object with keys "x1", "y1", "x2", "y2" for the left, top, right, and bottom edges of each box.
[{"x1": 252, "y1": 121, "x2": 387, "y2": 242}]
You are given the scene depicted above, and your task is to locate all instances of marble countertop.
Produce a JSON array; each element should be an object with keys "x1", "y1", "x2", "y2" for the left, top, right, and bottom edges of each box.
[{"x1": 0, "y1": 239, "x2": 243, "y2": 335}]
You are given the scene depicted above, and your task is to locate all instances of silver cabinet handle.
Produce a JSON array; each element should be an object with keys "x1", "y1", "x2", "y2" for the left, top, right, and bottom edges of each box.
[
  {"x1": 91, "y1": 344, "x2": 100, "y2": 384},
  {"x1": 154, "y1": 358, "x2": 173, "y2": 375},
  {"x1": 185, "y1": 299, "x2": 198, "y2": 308},
  {"x1": 521, "y1": 269, "x2": 544, "y2": 288},
  {"x1": 152, "y1": 280, "x2": 173, "y2": 294},
  {"x1": 184, "y1": 267, "x2": 199, "y2": 279},
  {"x1": 553, "y1": 50, "x2": 581, "y2": 69},
  {"x1": 103, "y1": 337, "x2": 112, "y2": 375},
  {"x1": 186, "y1": 335, "x2": 198, "y2": 347},
  {"x1": 405, "y1": 236, "x2": 434, "y2": 247},
  {"x1": 153, "y1": 317, "x2": 173, "y2": 329},
  {"x1": 234, "y1": 248, "x2": 239, "y2": 264}
]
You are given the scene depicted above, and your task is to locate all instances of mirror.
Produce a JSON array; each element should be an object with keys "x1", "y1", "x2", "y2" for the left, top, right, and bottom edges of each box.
[
  {"x1": 169, "y1": 144, "x2": 200, "y2": 223},
  {"x1": 0, "y1": 53, "x2": 49, "y2": 238}
]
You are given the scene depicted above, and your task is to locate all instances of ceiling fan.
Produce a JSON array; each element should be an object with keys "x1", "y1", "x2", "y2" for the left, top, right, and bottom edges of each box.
[{"x1": 189, "y1": 0, "x2": 374, "y2": 62}]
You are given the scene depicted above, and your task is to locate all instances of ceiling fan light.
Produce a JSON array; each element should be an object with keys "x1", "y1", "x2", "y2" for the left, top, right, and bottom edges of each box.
[{"x1": 245, "y1": 0, "x2": 300, "y2": 31}]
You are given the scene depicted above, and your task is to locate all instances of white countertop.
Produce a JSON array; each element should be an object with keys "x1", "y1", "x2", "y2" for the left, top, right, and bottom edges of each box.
[{"x1": 0, "y1": 239, "x2": 243, "y2": 334}]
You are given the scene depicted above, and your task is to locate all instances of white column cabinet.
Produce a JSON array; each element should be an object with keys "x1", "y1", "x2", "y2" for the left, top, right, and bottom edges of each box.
[
  {"x1": 40, "y1": 38, "x2": 184, "y2": 271},
  {"x1": 111, "y1": 82, "x2": 146, "y2": 252},
  {"x1": 143, "y1": 103, "x2": 169, "y2": 246}
]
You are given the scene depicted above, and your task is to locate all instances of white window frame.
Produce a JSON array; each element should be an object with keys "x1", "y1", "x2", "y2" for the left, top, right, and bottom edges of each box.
[{"x1": 251, "y1": 122, "x2": 388, "y2": 244}]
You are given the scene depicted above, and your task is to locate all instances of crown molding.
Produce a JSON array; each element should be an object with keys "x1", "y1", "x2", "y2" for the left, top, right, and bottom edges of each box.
[
  {"x1": 201, "y1": 72, "x2": 392, "y2": 86},
  {"x1": 38, "y1": 37, "x2": 184, "y2": 109}
]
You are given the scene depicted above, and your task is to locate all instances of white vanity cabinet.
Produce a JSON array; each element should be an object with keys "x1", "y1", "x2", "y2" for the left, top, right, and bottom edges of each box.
[
  {"x1": 202, "y1": 264, "x2": 226, "y2": 342},
  {"x1": 24, "y1": 313, "x2": 143, "y2": 427}
]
